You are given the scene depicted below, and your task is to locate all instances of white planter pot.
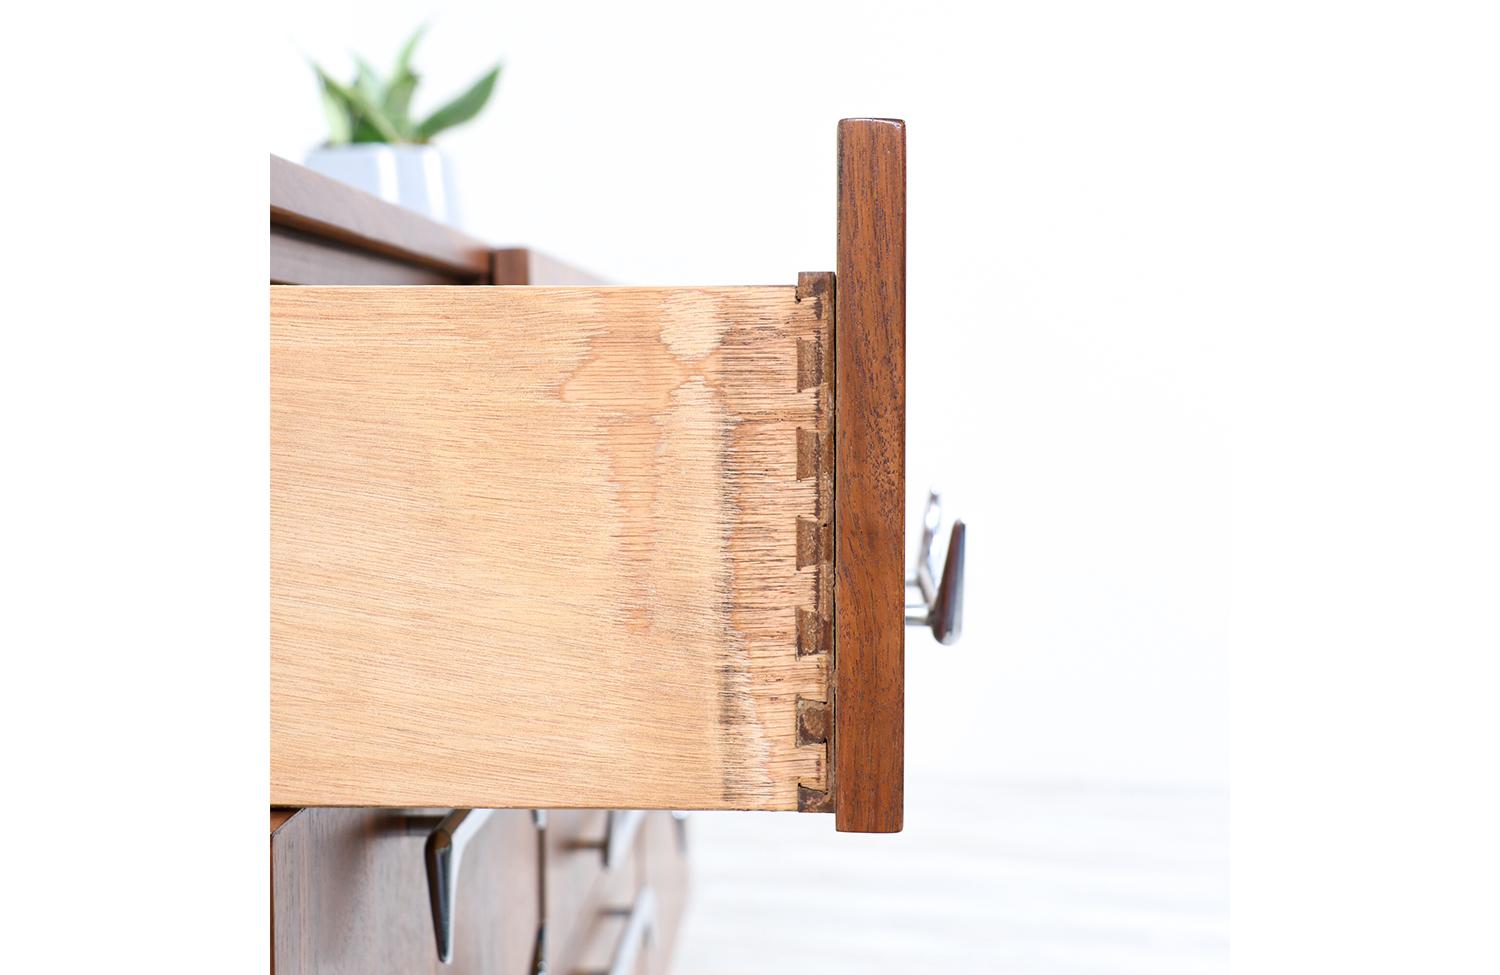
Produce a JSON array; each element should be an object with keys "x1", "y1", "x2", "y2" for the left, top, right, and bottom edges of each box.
[{"x1": 303, "y1": 144, "x2": 459, "y2": 224}]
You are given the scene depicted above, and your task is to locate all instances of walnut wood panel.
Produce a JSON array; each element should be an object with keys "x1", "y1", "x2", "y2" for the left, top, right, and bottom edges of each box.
[
  {"x1": 270, "y1": 808, "x2": 539, "y2": 975},
  {"x1": 272, "y1": 286, "x2": 832, "y2": 810},
  {"x1": 834, "y1": 118, "x2": 906, "y2": 833},
  {"x1": 271, "y1": 226, "x2": 458, "y2": 286},
  {"x1": 270, "y1": 155, "x2": 491, "y2": 280}
]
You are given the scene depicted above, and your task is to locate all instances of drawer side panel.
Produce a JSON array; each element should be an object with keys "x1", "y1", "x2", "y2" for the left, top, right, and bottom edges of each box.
[{"x1": 272, "y1": 285, "x2": 829, "y2": 809}]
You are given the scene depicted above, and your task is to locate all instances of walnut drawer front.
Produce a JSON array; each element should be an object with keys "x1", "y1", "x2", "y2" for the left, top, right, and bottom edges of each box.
[
  {"x1": 544, "y1": 811, "x2": 615, "y2": 975},
  {"x1": 544, "y1": 811, "x2": 646, "y2": 975},
  {"x1": 555, "y1": 811, "x2": 686, "y2": 975},
  {"x1": 270, "y1": 808, "x2": 540, "y2": 975}
]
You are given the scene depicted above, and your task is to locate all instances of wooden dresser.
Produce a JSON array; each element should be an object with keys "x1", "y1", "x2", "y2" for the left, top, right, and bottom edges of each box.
[{"x1": 272, "y1": 118, "x2": 925, "y2": 974}]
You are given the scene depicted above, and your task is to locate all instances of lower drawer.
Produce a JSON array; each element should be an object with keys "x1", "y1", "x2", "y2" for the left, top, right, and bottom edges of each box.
[
  {"x1": 269, "y1": 808, "x2": 687, "y2": 975},
  {"x1": 556, "y1": 812, "x2": 689, "y2": 975},
  {"x1": 270, "y1": 808, "x2": 540, "y2": 975},
  {"x1": 544, "y1": 811, "x2": 642, "y2": 974}
]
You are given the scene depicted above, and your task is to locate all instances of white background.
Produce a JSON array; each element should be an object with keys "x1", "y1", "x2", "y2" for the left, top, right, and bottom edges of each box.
[{"x1": 3, "y1": 0, "x2": 1498, "y2": 971}]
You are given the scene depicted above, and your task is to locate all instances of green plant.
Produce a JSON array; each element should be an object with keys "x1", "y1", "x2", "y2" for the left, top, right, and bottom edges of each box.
[{"x1": 311, "y1": 27, "x2": 500, "y2": 146}]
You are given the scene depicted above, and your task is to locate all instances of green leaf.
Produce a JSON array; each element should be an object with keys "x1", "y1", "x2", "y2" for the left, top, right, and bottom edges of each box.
[
  {"x1": 312, "y1": 61, "x2": 353, "y2": 145},
  {"x1": 392, "y1": 24, "x2": 426, "y2": 83},
  {"x1": 350, "y1": 118, "x2": 389, "y2": 143},
  {"x1": 354, "y1": 56, "x2": 385, "y2": 106},
  {"x1": 383, "y1": 24, "x2": 427, "y2": 136},
  {"x1": 353, "y1": 101, "x2": 405, "y2": 143},
  {"x1": 383, "y1": 72, "x2": 419, "y2": 135},
  {"x1": 315, "y1": 64, "x2": 404, "y2": 143},
  {"x1": 416, "y1": 64, "x2": 500, "y2": 142}
]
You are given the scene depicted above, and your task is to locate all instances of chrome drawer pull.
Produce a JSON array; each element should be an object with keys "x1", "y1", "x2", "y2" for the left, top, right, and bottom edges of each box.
[
  {"x1": 602, "y1": 809, "x2": 647, "y2": 869},
  {"x1": 531, "y1": 921, "x2": 548, "y2": 975},
  {"x1": 905, "y1": 490, "x2": 966, "y2": 645},
  {"x1": 602, "y1": 885, "x2": 657, "y2": 975},
  {"x1": 417, "y1": 808, "x2": 496, "y2": 964}
]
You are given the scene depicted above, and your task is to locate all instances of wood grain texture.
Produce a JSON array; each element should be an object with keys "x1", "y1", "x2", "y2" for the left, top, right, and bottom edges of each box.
[
  {"x1": 272, "y1": 285, "x2": 831, "y2": 810},
  {"x1": 834, "y1": 118, "x2": 906, "y2": 832},
  {"x1": 270, "y1": 808, "x2": 540, "y2": 975},
  {"x1": 270, "y1": 155, "x2": 491, "y2": 281}
]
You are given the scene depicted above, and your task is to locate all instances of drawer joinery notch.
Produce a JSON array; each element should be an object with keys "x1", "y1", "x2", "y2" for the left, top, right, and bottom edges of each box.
[{"x1": 793, "y1": 271, "x2": 836, "y2": 814}]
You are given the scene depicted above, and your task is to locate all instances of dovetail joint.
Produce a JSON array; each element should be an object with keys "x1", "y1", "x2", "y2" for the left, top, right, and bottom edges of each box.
[
  {"x1": 796, "y1": 695, "x2": 834, "y2": 813},
  {"x1": 796, "y1": 607, "x2": 830, "y2": 657},
  {"x1": 798, "y1": 783, "x2": 834, "y2": 813},
  {"x1": 796, "y1": 428, "x2": 820, "y2": 480},
  {"x1": 796, "y1": 337, "x2": 823, "y2": 391},
  {"x1": 795, "y1": 271, "x2": 830, "y2": 323},
  {"x1": 796, "y1": 698, "x2": 830, "y2": 746},
  {"x1": 795, "y1": 271, "x2": 830, "y2": 301},
  {"x1": 796, "y1": 517, "x2": 831, "y2": 569},
  {"x1": 795, "y1": 271, "x2": 836, "y2": 815}
]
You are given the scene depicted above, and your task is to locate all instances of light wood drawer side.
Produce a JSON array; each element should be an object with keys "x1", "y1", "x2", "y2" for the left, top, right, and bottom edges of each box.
[{"x1": 272, "y1": 285, "x2": 833, "y2": 811}]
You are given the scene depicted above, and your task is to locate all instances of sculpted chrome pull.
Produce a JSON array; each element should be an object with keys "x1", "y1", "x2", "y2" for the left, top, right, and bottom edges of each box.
[
  {"x1": 602, "y1": 809, "x2": 647, "y2": 869},
  {"x1": 602, "y1": 885, "x2": 657, "y2": 975},
  {"x1": 905, "y1": 490, "x2": 966, "y2": 645},
  {"x1": 407, "y1": 808, "x2": 497, "y2": 964}
]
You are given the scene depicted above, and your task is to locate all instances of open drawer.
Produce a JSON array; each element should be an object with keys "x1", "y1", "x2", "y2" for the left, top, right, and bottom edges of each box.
[{"x1": 272, "y1": 119, "x2": 911, "y2": 832}]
